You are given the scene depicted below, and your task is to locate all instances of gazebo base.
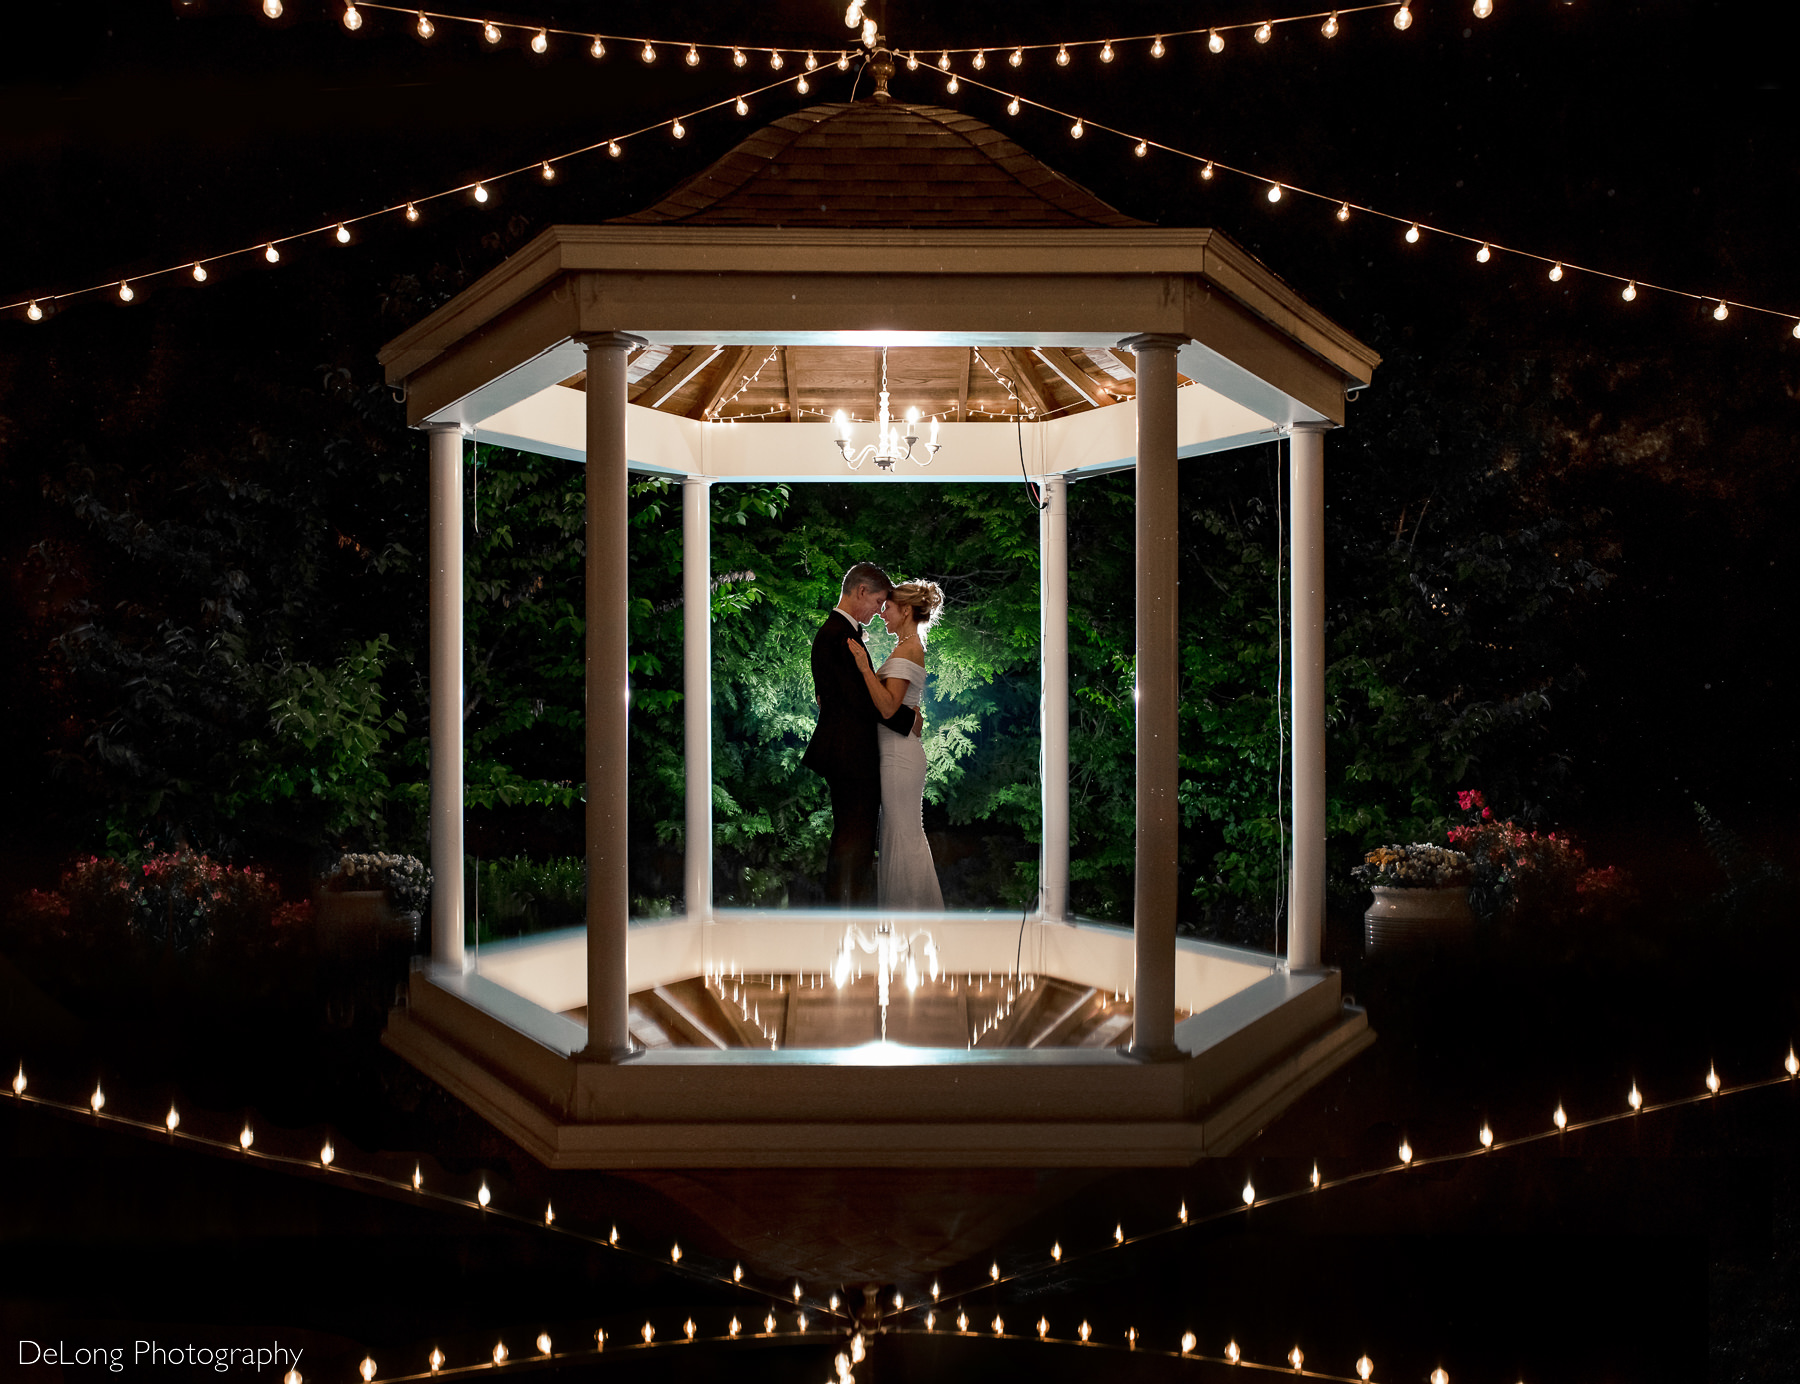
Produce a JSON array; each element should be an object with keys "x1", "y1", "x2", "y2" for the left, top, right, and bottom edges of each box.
[{"x1": 382, "y1": 956, "x2": 1372, "y2": 1168}]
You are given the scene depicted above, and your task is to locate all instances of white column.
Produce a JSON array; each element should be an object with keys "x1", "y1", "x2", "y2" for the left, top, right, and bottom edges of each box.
[
  {"x1": 1122, "y1": 333, "x2": 1185, "y2": 1059},
  {"x1": 682, "y1": 476, "x2": 714, "y2": 923},
  {"x1": 426, "y1": 423, "x2": 466, "y2": 972},
  {"x1": 581, "y1": 332, "x2": 645, "y2": 1060},
  {"x1": 1287, "y1": 423, "x2": 1330, "y2": 971},
  {"x1": 1039, "y1": 474, "x2": 1070, "y2": 923}
]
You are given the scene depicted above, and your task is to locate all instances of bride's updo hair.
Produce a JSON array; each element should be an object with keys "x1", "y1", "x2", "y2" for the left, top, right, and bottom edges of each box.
[{"x1": 889, "y1": 580, "x2": 944, "y2": 629}]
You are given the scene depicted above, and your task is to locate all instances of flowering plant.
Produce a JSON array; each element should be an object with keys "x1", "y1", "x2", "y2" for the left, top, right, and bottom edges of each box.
[
  {"x1": 1447, "y1": 790, "x2": 1632, "y2": 921},
  {"x1": 1352, "y1": 843, "x2": 1473, "y2": 890},
  {"x1": 325, "y1": 851, "x2": 432, "y2": 919}
]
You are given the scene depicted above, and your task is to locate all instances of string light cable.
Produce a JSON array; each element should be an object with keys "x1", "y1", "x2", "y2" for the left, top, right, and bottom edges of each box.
[
  {"x1": 3, "y1": 69, "x2": 812, "y2": 321},
  {"x1": 936, "y1": 71, "x2": 1799, "y2": 337},
  {"x1": 3, "y1": 1064, "x2": 846, "y2": 1324}
]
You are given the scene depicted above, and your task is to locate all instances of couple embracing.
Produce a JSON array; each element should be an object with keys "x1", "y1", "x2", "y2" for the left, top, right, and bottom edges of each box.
[{"x1": 801, "y1": 562, "x2": 945, "y2": 911}]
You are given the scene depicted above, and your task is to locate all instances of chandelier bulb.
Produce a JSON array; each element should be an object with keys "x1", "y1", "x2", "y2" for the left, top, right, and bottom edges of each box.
[
  {"x1": 590, "y1": 36, "x2": 605, "y2": 59},
  {"x1": 540, "y1": 161, "x2": 555, "y2": 180},
  {"x1": 26, "y1": 301, "x2": 43, "y2": 320},
  {"x1": 1151, "y1": 35, "x2": 1165, "y2": 57},
  {"x1": 262, "y1": 0, "x2": 282, "y2": 16},
  {"x1": 414, "y1": 11, "x2": 431, "y2": 38},
  {"x1": 1548, "y1": 262, "x2": 1564, "y2": 282},
  {"x1": 641, "y1": 41, "x2": 655, "y2": 63},
  {"x1": 1056, "y1": 45, "x2": 1070, "y2": 65},
  {"x1": 531, "y1": 29, "x2": 547, "y2": 54},
  {"x1": 1006, "y1": 95, "x2": 1020, "y2": 115},
  {"x1": 1101, "y1": 41, "x2": 1114, "y2": 62},
  {"x1": 1070, "y1": 118, "x2": 1084, "y2": 138},
  {"x1": 1474, "y1": 0, "x2": 1493, "y2": 14},
  {"x1": 972, "y1": 50, "x2": 986, "y2": 69},
  {"x1": 1255, "y1": 22, "x2": 1273, "y2": 43},
  {"x1": 265, "y1": 242, "x2": 280, "y2": 262},
  {"x1": 607, "y1": 140, "x2": 621, "y2": 158},
  {"x1": 1621, "y1": 280, "x2": 1637, "y2": 301},
  {"x1": 482, "y1": 21, "x2": 499, "y2": 43},
  {"x1": 1200, "y1": 161, "x2": 1215, "y2": 180},
  {"x1": 335, "y1": 223, "x2": 351, "y2": 243},
  {"x1": 1394, "y1": 4, "x2": 1414, "y2": 28},
  {"x1": 735, "y1": 97, "x2": 749, "y2": 116},
  {"x1": 1476, "y1": 242, "x2": 1491, "y2": 262},
  {"x1": 1323, "y1": 11, "x2": 1340, "y2": 37},
  {"x1": 342, "y1": 4, "x2": 361, "y2": 31},
  {"x1": 1208, "y1": 28, "x2": 1224, "y2": 53},
  {"x1": 191, "y1": 262, "x2": 207, "y2": 282},
  {"x1": 1336, "y1": 202, "x2": 1351, "y2": 221},
  {"x1": 1009, "y1": 48, "x2": 1024, "y2": 67},
  {"x1": 685, "y1": 45, "x2": 700, "y2": 66},
  {"x1": 1405, "y1": 222, "x2": 1421, "y2": 243}
]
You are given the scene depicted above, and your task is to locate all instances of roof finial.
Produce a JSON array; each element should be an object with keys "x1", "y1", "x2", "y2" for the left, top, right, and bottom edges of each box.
[{"x1": 870, "y1": 38, "x2": 894, "y2": 101}]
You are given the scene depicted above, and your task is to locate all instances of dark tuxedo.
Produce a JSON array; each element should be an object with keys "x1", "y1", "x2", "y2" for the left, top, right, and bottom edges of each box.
[{"x1": 802, "y1": 608, "x2": 917, "y2": 906}]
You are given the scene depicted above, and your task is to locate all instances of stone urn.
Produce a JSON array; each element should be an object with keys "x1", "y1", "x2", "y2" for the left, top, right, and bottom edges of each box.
[
  {"x1": 1364, "y1": 885, "x2": 1475, "y2": 953},
  {"x1": 314, "y1": 888, "x2": 394, "y2": 955}
]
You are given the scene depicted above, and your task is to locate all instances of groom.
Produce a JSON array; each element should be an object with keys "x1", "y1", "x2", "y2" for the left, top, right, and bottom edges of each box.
[{"x1": 802, "y1": 561, "x2": 919, "y2": 906}]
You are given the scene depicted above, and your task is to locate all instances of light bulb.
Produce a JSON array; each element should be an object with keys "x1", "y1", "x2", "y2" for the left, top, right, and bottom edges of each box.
[
  {"x1": 1056, "y1": 45, "x2": 1070, "y2": 65},
  {"x1": 937, "y1": 51, "x2": 950, "y2": 70},
  {"x1": 797, "y1": 74, "x2": 810, "y2": 93},
  {"x1": 1079, "y1": 1322, "x2": 1091, "y2": 1342},
  {"x1": 1476, "y1": 242, "x2": 1491, "y2": 262},
  {"x1": 1357, "y1": 1355, "x2": 1374, "y2": 1380},
  {"x1": 1242, "y1": 1180, "x2": 1256, "y2": 1204},
  {"x1": 1394, "y1": 4, "x2": 1413, "y2": 28},
  {"x1": 477, "y1": 1181, "x2": 490, "y2": 1206},
  {"x1": 428, "y1": 1348, "x2": 443, "y2": 1372},
  {"x1": 412, "y1": 1165, "x2": 422, "y2": 1189},
  {"x1": 1135, "y1": 140, "x2": 1147, "y2": 157},
  {"x1": 26, "y1": 302, "x2": 43, "y2": 321},
  {"x1": 1787, "y1": 1047, "x2": 1799, "y2": 1074},
  {"x1": 540, "y1": 161, "x2": 555, "y2": 181},
  {"x1": 1039, "y1": 1318, "x2": 1051, "y2": 1339},
  {"x1": 239, "y1": 1122, "x2": 254, "y2": 1149},
  {"x1": 1178, "y1": 1202, "x2": 1188, "y2": 1223},
  {"x1": 590, "y1": 37, "x2": 605, "y2": 59},
  {"x1": 544, "y1": 1202, "x2": 554, "y2": 1224},
  {"x1": 284, "y1": 1372, "x2": 301, "y2": 1384},
  {"x1": 1311, "y1": 1163, "x2": 1321, "y2": 1187},
  {"x1": 335, "y1": 223, "x2": 351, "y2": 243},
  {"x1": 991, "y1": 1316, "x2": 1004, "y2": 1335},
  {"x1": 1399, "y1": 1139, "x2": 1413, "y2": 1164},
  {"x1": 90, "y1": 1083, "x2": 105, "y2": 1111},
  {"x1": 1010, "y1": 48, "x2": 1024, "y2": 67},
  {"x1": 793, "y1": 1283, "x2": 803, "y2": 1301},
  {"x1": 642, "y1": 1323, "x2": 655, "y2": 1343},
  {"x1": 1474, "y1": 0, "x2": 1493, "y2": 14},
  {"x1": 415, "y1": 12, "x2": 431, "y2": 38},
  {"x1": 160, "y1": 1104, "x2": 178, "y2": 1131},
  {"x1": 1070, "y1": 119, "x2": 1084, "y2": 138},
  {"x1": 1629, "y1": 1082, "x2": 1644, "y2": 1108},
  {"x1": 764, "y1": 1314, "x2": 777, "y2": 1334},
  {"x1": 1007, "y1": 96, "x2": 1020, "y2": 115},
  {"x1": 491, "y1": 1343, "x2": 507, "y2": 1365},
  {"x1": 733, "y1": 47, "x2": 748, "y2": 67},
  {"x1": 641, "y1": 42, "x2": 655, "y2": 62},
  {"x1": 733, "y1": 1264, "x2": 743, "y2": 1282},
  {"x1": 1622, "y1": 280, "x2": 1637, "y2": 301},
  {"x1": 945, "y1": 75, "x2": 958, "y2": 93},
  {"x1": 482, "y1": 22, "x2": 499, "y2": 43},
  {"x1": 1226, "y1": 1340, "x2": 1241, "y2": 1363},
  {"x1": 1554, "y1": 1103, "x2": 1568, "y2": 1129},
  {"x1": 991, "y1": 1261, "x2": 1001, "y2": 1280},
  {"x1": 116, "y1": 280, "x2": 134, "y2": 302},
  {"x1": 1151, "y1": 35, "x2": 1165, "y2": 57},
  {"x1": 686, "y1": 1318, "x2": 698, "y2": 1338},
  {"x1": 320, "y1": 1140, "x2": 334, "y2": 1165},
  {"x1": 1336, "y1": 202, "x2": 1350, "y2": 221},
  {"x1": 1707, "y1": 1065, "x2": 1720, "y2": 1093},
  {"x1": 1289, "y1": 1346, "x2": 1305, "y2": 1370},
  {"x1": 1267, "y1": 183, "x2": 1282, "y2": 202},
  {"x1": 343, "y1": 4, "x2": 361, "y2": 32},
  {"x1": 1113, "y1": 1224, "x2": 1124, "y2": 1243},
  {"x1": 839, "y1": 51, "x2": 851, "y2": 69},
  {"x1": 671, "y1": 1242, "x2": 682, "y2": 1262},
  {"x1": 474, "y1": 183, "x2": 488, "y2": 202},
  {"x1": 931, "y1": 1281, "x2": 940, "y2": 1300},
  {"x1": 1479, "y1": 1123, "x2": 1494, "y2": 1148},
  {"x1": 735, "y1": 97, "x2": 749, "y2": 115},
  {"x1": 672, "y1": 118, "x2": 686, "y2": 138},
  {"x1": 770, "y1": 50, "x2": 784, "y2": 69},
  {"x1": 1714, "y1": 300, "x2": 1730, "y2": 321},
  {"x1": 1181, "y1": 1332, "x2": 1196, "y2": 1353},
  {"x1": 1323, "y1": 11, "x2": 1340, "y2": 37},
  {"x1": 1201, "y1": 161, "x2": 1215, "y2": 180},
  {"x1": 1101, "y1": 41, "x2": 1114, "y2": 61},
  {"x1": 1255, "y1": 22, "x2": 1272, "y2": 43},
  {"x1": 1208, "y1": 29, "x2": 1224, "y2": 52},
  {"x1": 957, "y1": 1312, "x2": 969, "y2": 1332},
  {"x1": 187, "y1": 261, "x2": 206, "y2": 282},
  {"x1": 806, "y1": 50, "x2": 818, "y2": 69},
  {"x1": 263, "y1": 0, "x2": 282, "y2": 16},
  {"x1": 893, "y1": 1291, "x2": 904, "y2": 1310},
  {"x1": 536, "y1": 1333, "x2": 552, "y2": 1355},
  {"x1": 1405, "y1": 223, "x2": 1421, "y2": 243},
  {"x1": 1549, "y1": 262, "x2": 1564, "y2": 281},
  {"x1": 531, "y1": 29, "x2": 547, "y2": 54},
  {"x1": 728, "y1": 1318, "x2": 740, "y2": 1337},
  {"x1": 359, "y1": 1358, "x2": 376, "y2": 1381},
  {"x1": 1431, "y1": 1371, "x2": 1449, "y2": 1384},
  {"x1": 685, "y1": 45, "x2": 699, "y2": 66},
  {"x1": 607, "y1": 141, "x2": 621, "y2": 158},
  {"x1": 906, "y1": 51, "x2": 918, "y2": 69},
  {"x1": 973, "y1": 50, "x2": 987, "y2": 69}
]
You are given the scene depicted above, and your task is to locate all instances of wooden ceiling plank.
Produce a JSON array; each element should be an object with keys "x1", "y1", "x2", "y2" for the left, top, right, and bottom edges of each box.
[
  {"x1": 1034, "y1": 347, "x2": 1102, "y2": 406},
  {"x1": 699, "y1": 345, "x2": 757, "y2": 419},
  {"x1": 999, "y1": 348, "x2": 1050, "y2": 418},
  {"x1": 783, "y1": 347, "x2": 802, "y2": 422},
  {"x1": 647, "y1": 345, "x2": 723, "y2": 409}
]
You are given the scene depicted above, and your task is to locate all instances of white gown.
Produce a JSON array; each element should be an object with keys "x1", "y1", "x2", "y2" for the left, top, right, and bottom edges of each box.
[{"x1": 875, "y1": 655, "x2": 944, "y2": 911}]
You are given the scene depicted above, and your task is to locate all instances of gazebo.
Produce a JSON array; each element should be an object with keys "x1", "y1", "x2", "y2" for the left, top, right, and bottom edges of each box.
[{"x1": 378, "y1": 90, "x2": 1380, "y2": 1168}]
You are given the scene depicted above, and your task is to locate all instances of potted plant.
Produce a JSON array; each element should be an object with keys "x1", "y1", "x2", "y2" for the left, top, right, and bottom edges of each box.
[
  {"x1": 1352, "y1": 843, "x2": 1475, "y2": 952},
  {"x1": 317, "y1": 852, "x2": 431, "y2": 953}
]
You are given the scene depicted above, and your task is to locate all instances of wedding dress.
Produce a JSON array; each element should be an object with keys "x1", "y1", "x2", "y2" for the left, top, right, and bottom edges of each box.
[{"x1": 875, "y1": 655, "x2": 943, "y2": 911}]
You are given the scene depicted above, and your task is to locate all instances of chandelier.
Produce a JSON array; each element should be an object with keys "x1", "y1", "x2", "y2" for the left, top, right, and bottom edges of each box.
[
  {"x1": 832, "y1": 347, "x2": 942, "y2": 471},
  {"x1": 832, "y1": 920, "x2": 940, "y2": 1041}
]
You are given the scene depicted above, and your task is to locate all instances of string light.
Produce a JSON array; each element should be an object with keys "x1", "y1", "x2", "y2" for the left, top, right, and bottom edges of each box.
[
  {"x1": 26, "y1": 302, "x2": 42, "y2": 321},
  {"x1": 359, "y1": 1357, "x2": 376, "y2": 1381},
  {"x1": 793, "y1": 1282, "x2": 803, "y2": 1301},
  {"x1": 1713, "y1": 300, "x2": 1730, "y2": 321},
  {"x1": 540, "y1": 160, "x2": 555, "y2": 180},
  {"x1": 733, "y1": 1264, "x2": 743, "y2": 1282},
  {"x1": 946, "y1": 75, "x2": 960, "y2": 93},
  {"x1": 685, "y1": 44, "x2": 700, "y2": 65},
  {"x1": 1040, "y1": 1318, "x2": 1051, "y2": 1339},
  {"x1": 536, "y1": 1333, "x2": 552, "y2": 1355},
  {"x1": 671, "y1": 117, "x2": 686, "y2": 138},
  {"x1": 429, "y1": 1348, "x2": 444, "y2": 1372},
  {"x1": 1431, "y1": 1370, "x2": 1449, "y2": 1384},
  {"x1": 343, "y1": 5, "x2": 362, "y2": 32},
  {"x1": 165, "y1": 1104, "x2": 180, "y2": 1131},
  {"x1": 482, "y1": 21, "x2": 499, "y2": 43},
  {"x1": 1055, "y1": 44, "x2": 1070, "y2": 65},
  {"x1": 1267, "y1": 183, "x2": 1283, "y2": 202},
  {"x1": 1311, "y1": 1164, "x2": 1321, "y2": 1188},
  {"x1": 1474, "y1": 0, "x2": 1494, "y2": 14},
  {"x1": 90, "y1": 1083, "x2": 105, "y2": 1112},
  {"x1": 1479, "y1": 1123, "x2": 1494, "y2": 1148},
  {"x1": 1241, "y1": 1180, "x2": 1256, "y2": 1205},
  {"x1": 531, "y1": 29, "x2": 547, "y2": 53},
  {"x1": 415, "y1": 11, "x2": 432, "y2": 38},
  {"x1": 1201, "y1": 161, "x2": 1215, "y2": 179},
  {"x1": 239, "y1": 1122, "x2": 254, "y2": 1149},
  {"x1": 1394, "y1": 3, "x2": 1414, "y2": 28},
  {"x1": 937, "y1": 50, "x2": 951, "y2": 70},
  {"x1": 320, "y1": 1139, "x2": 334, "y2": 1166},
  {"x1": 1071, "y1": 118, "x2": 1084, "y2": 138},
  {"x1": 991, "y1": 1261, "x2": 1001, "y2": 1280},
  {"x1": 973, "y1": 49, "x2": 987, "y2": 69},
  {"x1": 797, "y1": 75, "x2": 810, "y2": 93},
  {"x1": 1405, "y1": 222, "x2": 1421, "y2": 243},
  {"x1": 544, "y1": 1202, "x2": 555, "y2": 1224},
  {"x1": 1622, "y1": 280, "x2": 1637, "y2": 301},
  {"x1": 335, "y1": 223, "x2": 351, "y2": 243},
  {"x1": 1151, "y1": 35, "x2": 1165, "y2": 57},
  {"x1": 412, "y1": 1164, "x2": 422, "y2": 1189},
  {"x1": 764, "y1": 1313, "x2": 777, "y2": 1334},
  {"x1": 641, "y1": 41, "x2": 656, "y2": 62},
  {"x1": 735, "y1": 96, "x2": 749, "y2": 115},
  {"x1": 1208, "y1": 29, "x2": 1225, "y2": 52},
  {"x1": 1629, "y1": 1082, "x2": 1644, "y2": 1109},
  {"x1": 1079, "y1": 1322, "x2": 1092, "y2": 1342},
  {"x1": 117, "y1": 281, "x2": 134, "y2": 302},
  {"x1": 590, "y1": 36, "x2": 605, "y2": 58},
  {"x1": 1100, "y1": 41, "x2": 1114, "y2": 61},
  {"x1": 642, "y1": 1323, "x2": 655, "y2": 1344},
  {"x1": 733, "y1": 47, "x2": 747, "y2": 66},
  {"x1": 1010, "y1": 48, "x2": 1025, "y2": 67},
  {"x1": 491, "y1": 1343, "x2": 507, "y2": 1365},
  {"x1": 1289, "y1": 1345, "x2": 1305, "y2": 1370},
  {"x1": 608, "y1": 141, "x2": 621, "y2": 157},
  {"x1": 1226, "y1": 1340, "x2": 1241, "y2": 1363},
  {"x1": 686, "y1": 1318, "x2": 699, "y2": 1339},
  {"x1": 1181, "y1": 1332, "x2": 1196, "y2": 1354},
  {"x1": 473, "y1": 182, "x2": 489, "y2": 202},
  {"x1": 957, "y1": 1311, "x2": 970, "y2": 1332},
  {"x1": 1549, "y1": 262, "x2": 1564, "y2": 281},
  {"x1": 1323, "y1": 11, "x2": 1340, "y2": 37},
  {"x1": 1554, "y1": 1103, "x2": 1568, "y2": 1130},
  {"x1": 1357, "y1": 1355, "x2": 1374, "y2": 1380},
  {"x1": 1007, "y1": 95, "x2": 1021, "y2": 115},
  {"x1": 992, "y1": 1315, "x2": 1005, "y2": 1335},
  {"x1": 838, "y1": 51, "x2": 852, "y2": 70},
  {"x1": 1398, "y1": 1139, "x2": 1413, "y2": 1164},
  {"x1": 477, "y1": 1181, "x2": 491, "y2": 1206},
  {"x1": 1135, "y1": 140, "x2": 1148, "y2": 157},
  {"x1": 263, "y1": 0, "x2": 283, "y2": 17},
  {"x1": 1178, "y1": 1203, "x2": 1188, "y2": 1224},
  {"x1": 805, "y1": 50, "x2": 818, "y2": 69},
  {"x1": 1707, "y1": 1065, "x2": 1721, "y2": 1093},
  {"x1": 671, "y1": 1242, "x2": 682, "y2": 1262},
  {"x1": 728, "y1": 1318, "x2": 740, "y2": 1338},
  {"x1": 769, "y1": 50, "x2": 784, "y2": 69},
  {"x1": 1255, "y1": 22, "x2": 1273, "y2": 43}
]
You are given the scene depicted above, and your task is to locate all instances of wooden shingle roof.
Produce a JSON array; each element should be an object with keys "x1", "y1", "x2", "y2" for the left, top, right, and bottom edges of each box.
[{"x1": 617, "y1": 101, "x2": 1147, "y2": 229}]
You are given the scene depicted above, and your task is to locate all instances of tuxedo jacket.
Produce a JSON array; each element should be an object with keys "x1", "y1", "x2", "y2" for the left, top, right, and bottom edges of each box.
[{"x1": 800, "y1": 609, "x2": 918, "y2": 785}]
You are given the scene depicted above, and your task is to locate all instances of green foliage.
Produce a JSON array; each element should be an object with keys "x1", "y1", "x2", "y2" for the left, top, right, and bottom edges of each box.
[{"x1": 473, "y1": 854, "x2": 585, "y2": 943}]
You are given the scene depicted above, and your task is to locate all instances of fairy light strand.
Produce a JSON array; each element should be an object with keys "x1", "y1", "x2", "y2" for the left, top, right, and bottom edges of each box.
[{"x1": 947, "y1": 71, "x2": 1794, "y2": 331}]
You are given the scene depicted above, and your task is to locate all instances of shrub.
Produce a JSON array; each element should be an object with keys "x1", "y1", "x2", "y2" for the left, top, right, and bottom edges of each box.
[{"x1": 1447, "y1": 789, "x2": 1631, "y2": 924}]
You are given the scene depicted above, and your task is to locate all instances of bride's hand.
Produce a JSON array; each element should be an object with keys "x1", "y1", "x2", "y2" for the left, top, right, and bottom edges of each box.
[
  {"x1": 847, "y1": 639, "x2": 871, "y2": 672},
  {"x1": 913, "y1": 713, "x2": 923, "y2": 738}
]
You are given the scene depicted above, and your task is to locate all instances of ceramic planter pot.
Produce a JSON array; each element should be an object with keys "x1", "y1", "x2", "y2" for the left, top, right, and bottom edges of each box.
[{"x1": 1363, "y1": 884, "x2": 1474, "y2": 953}]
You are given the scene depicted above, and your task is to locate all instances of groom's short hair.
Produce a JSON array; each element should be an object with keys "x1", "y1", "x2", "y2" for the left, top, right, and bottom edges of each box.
[{"x1": 840, "y1": 561, "x2": 893, "y2": 599}]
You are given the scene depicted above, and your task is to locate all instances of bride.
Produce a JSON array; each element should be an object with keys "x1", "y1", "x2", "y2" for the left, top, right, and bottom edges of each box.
[{"x1": 847, "y1": 580, "x2": 945, "y2": 910}]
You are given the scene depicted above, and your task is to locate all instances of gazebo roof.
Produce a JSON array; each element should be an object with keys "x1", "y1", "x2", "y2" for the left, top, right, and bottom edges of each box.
[{"x1": 618, "y1": 101, "x2": 1147, "y2": 230}]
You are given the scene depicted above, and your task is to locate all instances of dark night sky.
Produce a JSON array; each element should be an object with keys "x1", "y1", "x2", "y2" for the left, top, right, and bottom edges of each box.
[{"x1": 3, "y1": 4, "x2": 1798, "y2": 1382}]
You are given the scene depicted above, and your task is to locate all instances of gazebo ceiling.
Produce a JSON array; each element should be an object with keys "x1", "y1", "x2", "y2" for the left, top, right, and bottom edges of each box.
[{"x1": 562, "y1": 103, "x2": 1184, "y2": 425}]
